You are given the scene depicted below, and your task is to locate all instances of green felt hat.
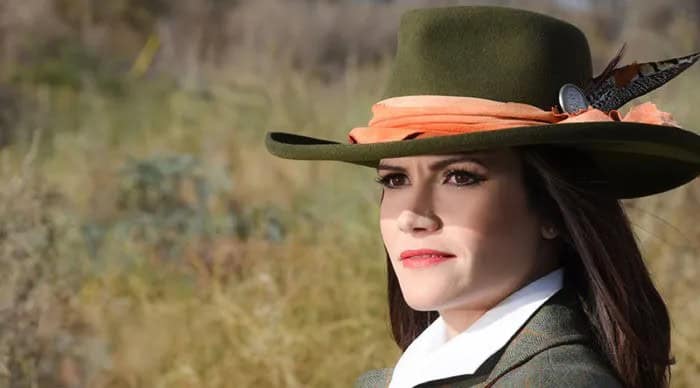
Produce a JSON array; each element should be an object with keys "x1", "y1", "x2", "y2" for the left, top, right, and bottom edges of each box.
[{"x1": 264, "y1": 5, "x2": 700, "y2": 198}]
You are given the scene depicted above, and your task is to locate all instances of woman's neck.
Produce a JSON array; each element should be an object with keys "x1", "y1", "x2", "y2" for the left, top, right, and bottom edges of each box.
[
  {"x1": 441, "y1": 308, "x2": 489, "y2": 341},
  {"x1": 439, "y1": 261, "x2": 562, "y2": 341}
]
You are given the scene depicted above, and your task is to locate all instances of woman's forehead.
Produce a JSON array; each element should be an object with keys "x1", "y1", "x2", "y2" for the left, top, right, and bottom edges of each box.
[{"x1": 376, "y1": 149, "x2": 523, "y2": 175}]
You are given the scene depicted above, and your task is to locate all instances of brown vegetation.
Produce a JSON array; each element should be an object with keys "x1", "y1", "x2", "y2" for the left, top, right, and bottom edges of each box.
[{"x1": 0, "y1": 0, "x2": 698, "y2": 386}]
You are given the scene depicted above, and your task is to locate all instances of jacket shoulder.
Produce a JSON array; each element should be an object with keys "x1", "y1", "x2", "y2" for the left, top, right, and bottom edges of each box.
[
  {"x1": 490, "y1": 342, "x2": 623, "y2": 387},
  {"x1": 354, "y1": 367, "x2": 393, "y2": 388}
]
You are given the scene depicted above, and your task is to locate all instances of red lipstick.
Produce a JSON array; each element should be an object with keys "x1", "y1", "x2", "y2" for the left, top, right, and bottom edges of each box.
[{"x1": 400, "y1": 249, "x2": 456, "y2": 268}]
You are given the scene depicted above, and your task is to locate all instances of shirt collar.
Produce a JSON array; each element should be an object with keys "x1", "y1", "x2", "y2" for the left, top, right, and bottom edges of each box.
[{"x1": 388, "y1": 267, "x2": 565, "y2": 388}]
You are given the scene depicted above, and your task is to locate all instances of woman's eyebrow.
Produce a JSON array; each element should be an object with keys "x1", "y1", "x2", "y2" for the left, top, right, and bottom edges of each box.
[{"x1": 376, "y1": 155, "x2": 487, "y2": 173}]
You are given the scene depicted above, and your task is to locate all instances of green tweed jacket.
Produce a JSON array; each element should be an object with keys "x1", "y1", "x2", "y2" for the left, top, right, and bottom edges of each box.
[{"x1": 354, "y1": 286, "x2": 624, "y2": 387}]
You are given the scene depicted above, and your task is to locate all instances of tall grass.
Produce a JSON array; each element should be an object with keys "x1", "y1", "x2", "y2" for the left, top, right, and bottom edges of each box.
[{"x1": 0, "y1": 0, "x2": 698, "y2": 387}]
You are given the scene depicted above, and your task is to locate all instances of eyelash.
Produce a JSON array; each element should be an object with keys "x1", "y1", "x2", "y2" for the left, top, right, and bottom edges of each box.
[{"x1": 374, "y1": 168, "x2": 485, "y2": 189}]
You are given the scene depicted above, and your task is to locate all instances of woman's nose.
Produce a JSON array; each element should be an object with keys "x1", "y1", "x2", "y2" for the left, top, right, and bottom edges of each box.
[
  {"x1": 392, "y1": 180, "x2": 442, "y2": 233},
  {"x1": 397, "y1": 209, "x2": 441, "y2": 233}
]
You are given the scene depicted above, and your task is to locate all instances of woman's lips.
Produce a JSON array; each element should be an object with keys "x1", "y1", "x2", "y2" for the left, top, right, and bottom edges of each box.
[
  {"x1": 400, "y1": 249, "x2": 455, "y2": 260},
  {"x1": 400, "y1": 249, "x2": 456, "y2": 268}
]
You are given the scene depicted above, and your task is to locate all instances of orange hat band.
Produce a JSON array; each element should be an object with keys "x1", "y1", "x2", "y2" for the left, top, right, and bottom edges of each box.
[{"x1": 347, "y1": 95, "x2": 680, "y2": 144}]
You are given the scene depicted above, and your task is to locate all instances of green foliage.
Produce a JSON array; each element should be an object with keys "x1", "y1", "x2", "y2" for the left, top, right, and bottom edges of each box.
[
  {"x1": 10, "y1": 38, "x2": 127, "y2": 95},
  {"x1": 1, "y1": 1, "x2": 699, "y2": 386},
  {"x1": 82, "y1": 153, "x2": 286, "y2": 263},
  {"x1": 55, "y1": 0, "x2": 170, "y2": 32}
]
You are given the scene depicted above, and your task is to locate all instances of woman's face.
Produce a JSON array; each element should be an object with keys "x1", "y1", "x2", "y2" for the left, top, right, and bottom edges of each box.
[{"x1": 378, "y1": 148, "x2": 559, "y2": 313}]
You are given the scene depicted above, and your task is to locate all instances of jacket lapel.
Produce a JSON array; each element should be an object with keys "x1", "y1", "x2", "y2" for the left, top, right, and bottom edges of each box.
[
  {"x1": 481, "y1": 285, "x2": 593, "y2": 386},
  {"x1": 355, "y1": 286, "x2": 594, "y2": 388}
]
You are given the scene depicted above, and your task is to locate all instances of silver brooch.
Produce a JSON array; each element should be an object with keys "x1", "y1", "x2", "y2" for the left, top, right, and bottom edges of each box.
[{"x1": 558, "y1": 83, "x2": 589, "y2": 114}]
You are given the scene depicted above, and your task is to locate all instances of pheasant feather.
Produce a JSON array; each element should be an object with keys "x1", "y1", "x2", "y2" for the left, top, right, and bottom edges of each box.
[
  {"x1": 584, "y1": 42, "x2": 628, "y2": 96},
  {"x1": 584, "y1": 46, "x2": 700, "y2": 112}
]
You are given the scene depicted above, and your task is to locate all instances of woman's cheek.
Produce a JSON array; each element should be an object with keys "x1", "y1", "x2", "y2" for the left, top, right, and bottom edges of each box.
[{"x1": 435, "y1": 187, "x2": 496, "y2": 234}]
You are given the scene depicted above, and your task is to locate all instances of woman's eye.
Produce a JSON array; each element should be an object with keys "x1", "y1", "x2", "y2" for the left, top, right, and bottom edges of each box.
[
  {"x1": 445, "y1": 169, "x2": 484, "y2": 186},
  {"x1": 375, "y1": 173, "x2": 407, "y2": 188},
  {"x1": 375, "y1": 169, "x2": 484, "y2": 189}
]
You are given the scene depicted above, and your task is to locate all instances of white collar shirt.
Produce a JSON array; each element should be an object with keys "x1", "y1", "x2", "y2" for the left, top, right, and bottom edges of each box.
[{"x1": 388, "y1": 267, "x2": 565, "y2": 388}]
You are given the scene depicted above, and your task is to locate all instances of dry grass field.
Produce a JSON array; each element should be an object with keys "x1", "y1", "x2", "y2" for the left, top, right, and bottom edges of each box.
[{"x1": 0, "y1": 0, "x2": 698, "y2": 387}]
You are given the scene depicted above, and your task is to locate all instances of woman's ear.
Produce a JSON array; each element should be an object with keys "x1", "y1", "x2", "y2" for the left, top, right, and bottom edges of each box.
[{"x1": 541, "y1": 223, "x2": 559, "y2": 239}]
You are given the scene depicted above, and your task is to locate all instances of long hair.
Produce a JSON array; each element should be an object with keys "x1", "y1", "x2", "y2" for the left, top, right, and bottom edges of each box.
[{"x1": 382, "y1": 145, "x2": 674, "y2": 388}]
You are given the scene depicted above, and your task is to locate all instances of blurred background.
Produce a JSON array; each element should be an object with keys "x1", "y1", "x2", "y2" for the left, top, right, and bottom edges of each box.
[{"x1": 0, "y1": 0, "x2": 698, "y2": 386}]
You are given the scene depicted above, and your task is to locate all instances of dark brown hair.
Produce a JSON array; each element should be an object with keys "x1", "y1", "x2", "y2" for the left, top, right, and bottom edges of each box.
[{"x1": 381, "y1": 145, "x2": 674, "y2": 388}]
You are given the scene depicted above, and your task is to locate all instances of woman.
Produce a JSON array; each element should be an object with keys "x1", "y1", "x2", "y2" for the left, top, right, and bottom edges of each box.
[{"x1": 265, "y1": 5, "x2": 700, "y2": 388}]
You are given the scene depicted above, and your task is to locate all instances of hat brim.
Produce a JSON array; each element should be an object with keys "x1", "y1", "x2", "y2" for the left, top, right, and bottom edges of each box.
[{"x1": 265, "y1": 121, "x2": 700, "y2": 199}]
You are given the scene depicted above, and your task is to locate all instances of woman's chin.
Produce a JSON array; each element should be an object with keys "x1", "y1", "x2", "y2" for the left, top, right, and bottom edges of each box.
[
  {"x1": 403, "y1": 295, "x2": 445, "y2": 311},
  {"x1": 404, "y1": 288, "x2": 491, "y2": 313}
]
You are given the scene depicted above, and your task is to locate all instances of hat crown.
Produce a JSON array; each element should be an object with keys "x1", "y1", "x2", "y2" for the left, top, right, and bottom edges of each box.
[{"x1": 382, "y1": 6, "x2": 593, "y2": 109}]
